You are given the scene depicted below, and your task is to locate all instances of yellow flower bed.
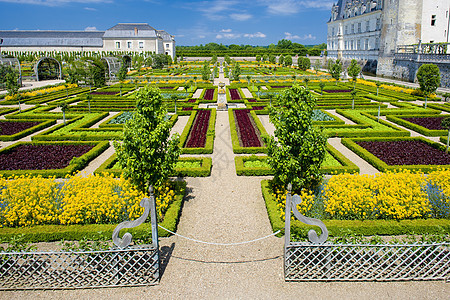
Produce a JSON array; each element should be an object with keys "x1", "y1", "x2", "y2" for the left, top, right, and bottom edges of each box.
[
  {"x1": 0, "y1": 173, "x2": 176, "y2": 227},
  {"x1": 271, "y1": 169, "x2": 449, "y2": 221},
  {"x1": 5, "y1": 83, "x2": 77, "y2": 101}
]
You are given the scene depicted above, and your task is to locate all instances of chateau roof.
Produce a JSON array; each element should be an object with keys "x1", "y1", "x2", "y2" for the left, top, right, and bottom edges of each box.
[
  {"x1": 103, "y1": 23, "x2": 157, "y2": 38},
  {"x1": 0, "y1": 31, "x2": 104, "y2": 47}
]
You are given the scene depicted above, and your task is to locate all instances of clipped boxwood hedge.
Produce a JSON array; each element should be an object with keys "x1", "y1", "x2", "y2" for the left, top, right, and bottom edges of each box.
[
  {"x1": 229, "y1": 108, "x2": 268, "y2": 154},
  {"x1": 0, "y1": 181, "x2": 187, "y2": 241},
  {"x1": 0, "y1": 119, "x2": 56, "y2": 141},
  {"x1": 342, "y1": 136, "x2": 450, "y2": 172},
  {"x1": 179, "y1": 109, "x2": 216, "y2": 154},
  {"x1": 94, "y1": 153, "x2": 213, "y2": 177},
  {"x1": 261, "y1": 180, "x2": 450, "y2": 238}
]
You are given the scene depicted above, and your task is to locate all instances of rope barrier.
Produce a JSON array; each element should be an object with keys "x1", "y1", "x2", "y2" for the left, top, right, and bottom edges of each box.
[{"x1": 158, "y1": 225, "x2": 281, "y2": 246}]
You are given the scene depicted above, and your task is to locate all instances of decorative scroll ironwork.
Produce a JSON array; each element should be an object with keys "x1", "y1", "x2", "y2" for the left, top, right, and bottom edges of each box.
[
  {"x1": 0, "y1": 245, "x2": 159, "y2": 290},
  {"x1": 112, "y1": 197, "x2": 151, "y2": 249}
]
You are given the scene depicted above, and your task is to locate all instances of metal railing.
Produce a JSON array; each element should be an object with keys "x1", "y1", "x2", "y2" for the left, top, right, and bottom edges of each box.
[
  {"x1": 283, "y1": 184, "x2": 450, "y2": 281},
  {"x1": 0, "y1": 187, "x2": 160, "y2": 290}
]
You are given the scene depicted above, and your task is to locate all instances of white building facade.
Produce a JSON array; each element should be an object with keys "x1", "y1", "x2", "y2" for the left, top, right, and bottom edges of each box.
[
  {"x1": 0, "y1": 23, "x2": 176, "y2": 59},
  {"x1": 327, "y1": 0, "x2": 450, "y2": 77}
]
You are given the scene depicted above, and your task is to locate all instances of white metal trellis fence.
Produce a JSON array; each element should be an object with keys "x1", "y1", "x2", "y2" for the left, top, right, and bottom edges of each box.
[{"x1": 283, "y1": 184, "x2": 450, "y2": 281}]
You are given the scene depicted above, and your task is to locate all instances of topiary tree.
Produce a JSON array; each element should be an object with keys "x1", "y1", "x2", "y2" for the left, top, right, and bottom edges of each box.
[
  {"x1": 351, "y1": 89, "x2": 357, "y2": 109},
  {"x1": 58, "y1": 101, "x2": 68, "y2": 125},
  {"x1": 278, "y1": 55, "x2": 284, "y2": 66},
  {"x1": 375, "y1": 81, "x2": 382, "y2": 96},
  {"x1": 264, "y1": 85, "x2": 327, "y2": 192},
  {"x1": 442, "y1": 117, "x2": 450, "y2": 152},
  {"x1": 417, "y1": 64, "x2": 441, "y2": 108},
  {"x1": 284, "y1": 55, "x2": 292, "y2": 67},
  {"x1": 255, "y1": 55, "x2": 261, "y2": 62},
  {"x1": 232, "y1": 62, "x2": 241, "y2": 81},
  {"x1": 303, "y1": 77, "x2": 310, "y2": 89},
  {"x1": 319, "y1": 81, "x2": 325, "y2": 95},
  {"x1": 297, "y1": 57, "x2": 311, "y2": 71},
  {"x1": 347, "y1": 59, "x2": 361, "y2": 88},
  {"x1": 114, "y1": 86, "x2": 180, "y2": 195},
  {"x1": 330, "y1": 59, "x2": 342, "y2": 85},
  {"x1": 314, "y1": 59, "x2": 322, "y2": 74},
  {"x1": 269, "y1": 54, "x2": 276, "y2": 64},
  {"x1": 116, "y1": 63, "x2": 127, "y2": 97}
]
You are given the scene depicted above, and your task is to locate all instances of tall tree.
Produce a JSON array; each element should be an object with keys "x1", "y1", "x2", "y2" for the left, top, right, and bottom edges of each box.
[
  {"x1": 347, "y1": 59, "x2": 361, "y2": 88},
  {"x1": 114, "y1": 86, "x2": 180, "y2": 194},
  {"x1": 264, "y1": 85, "x2": 326, "y2": 192},
  {"x1": 330, "y1": 59, "x2": 342, "y2": 85},
  {"x1": 5, "y1": 70, "x2": 21, "y2": 112}
]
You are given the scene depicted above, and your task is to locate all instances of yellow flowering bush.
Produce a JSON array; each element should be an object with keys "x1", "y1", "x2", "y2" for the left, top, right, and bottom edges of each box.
[
  {"x1": 5, "y1": 84, "x2": 77, "y2": 101},
  {"x1": 271, "y1": 170, "x2": 450, "y2": 221},
  {"x1": 0, "y1": 173, "x2": 177, "y2": 227},
  {"x1": 271, "y1": 185, "x2": 314, "y2": 221}
]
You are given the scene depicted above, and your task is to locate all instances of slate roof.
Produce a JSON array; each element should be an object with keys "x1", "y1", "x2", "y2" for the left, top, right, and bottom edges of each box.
[
  {"x1": 157, "y1": 30, "x2": 174, "y2": 41},
  {"x1": 0, "y1": 31, "x2": 104, "y2": 47},
  {"x1": 103, "y1": 23, "x2": 157, "y2": 38}
]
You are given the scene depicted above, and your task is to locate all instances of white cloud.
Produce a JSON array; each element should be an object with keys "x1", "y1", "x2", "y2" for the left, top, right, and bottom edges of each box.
[
  {"x1": 221, "y1": 29, "x2": 232, "y2": 33},
  {"x1": 0, "y1": 0, "x2": 110, "y2": 6},
  {"x1": 84, "y1": 26, "x2": 97, "y2": 31},
  {"x1": 244, "y1": 32, "x2": 266, "y2": 38},
  {"x1": 230, "y1": 13, "x2": 252, "y2": 21},
  {"x1": 258, "y1": 0, "x2": 334, "y2": 15},
  {"x1": 84, "y1": 6, "x2": 96, "y2": 11},
  {"x1": 216, "y1": 33, "x2": 241, "y2": 39},
  {"x1": 198, "y1": 35, "x2": 206, "y2": 38},
  {"x1": 285, "y1": 32, "x2": 316, "y2": 40}
]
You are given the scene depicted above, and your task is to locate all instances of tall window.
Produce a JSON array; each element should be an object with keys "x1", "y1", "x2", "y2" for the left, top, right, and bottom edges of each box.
[
  {"x1": 431, "y1": 15, "x2": 436, "y2": 26},
  {"x1": 376, "y1": 18, "x2": 381, "y2": 30},
  {"x1": 115, "y1": 41, "x2": 121, "y2": 49},
  {"x1": 366, "y1": 20, "x2": 370, "y2": 31},
  {"x1": 345, "y1": 25, "x2": 348, "y2": 34},
  {"x1": 166, "y1": 43, "x2": 170, "y2": 48},
  {"x1": 365, "y1": 39, "x2": 369, "y2": 50},
  {"x1": 357, "y1": 39, "x2": 361, "y2": 50},
  {"x1": 332, "y1": 28, "x2": 335, "y2": 36},
  {"x1": 351, "y1": 24, "x2": 355, "y2": 34},
  {"x1": 139, "y1": 41, "x2": 144, "y2": 49},
  {"x1": 358, "y1": 23, "x2": 361, "y2": 33},
  {"x1": 127, "y1": 41, "x2": 132, "y2": 49}
]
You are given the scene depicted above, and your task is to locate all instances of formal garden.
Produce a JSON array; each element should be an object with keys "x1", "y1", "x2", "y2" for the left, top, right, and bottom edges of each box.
[{"x1": 0, "y1": 54, "x2": 449, "y2": 286}]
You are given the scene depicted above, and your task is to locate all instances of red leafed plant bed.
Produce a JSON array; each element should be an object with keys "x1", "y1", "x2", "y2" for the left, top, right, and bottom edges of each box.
[
  {"x1": 188, "y1": 99, "x2": 197, "y2": 103},
  {"x1": 158, "y1": 86, "x2": 174, "y2": 89},
  {"x1": 0, "y1": 121, "x2": 41, "y2": 136},
  {"x1": 0, "y1": 144, "x2": 95, "y2": 170},
  {"x1": 401, "y1": 116, "x2": 447, "y2": 130},
  {"x1": 252, "y1": 106, "x2": 266, "y2": 110},
  {"x1": 229, "y1": 89, "x2": 241, "y2": 100},
  {"x1": 234, "y1": 109, "x2": 262, "y2": 147},
  {"x1": 356, "y1": 140, "x2": 450, "y2": 165},
  {"x1": 323, "y1": 89, "x2": 352, "y2": 93},
  {"x1": 91, "y1": 91, "x2": 118, "y2": 95},
  {"x1": 182, "y1": 107, "x2": 194, "y2": 111},
  {"x1": 185, "y1": 110, "x2": 211, "y2": 148},
  {"x1": 203, "y1": 89, "x2": 215, "y2": 100},
  {"x1": 247, "y1": 99, "x2": 257, "y2": 102},
  {"x1": 271, "y1": 86, "x2": 291, "y2": 89}
]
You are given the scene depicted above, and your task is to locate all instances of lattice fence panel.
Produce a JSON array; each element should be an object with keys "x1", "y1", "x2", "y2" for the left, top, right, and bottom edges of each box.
[
  {"x1": 0, "y1": 245, "x2": 159, "y2": 290},
  {"x1": 285, "y1": 242, "x2": 450, "y2": 281}
]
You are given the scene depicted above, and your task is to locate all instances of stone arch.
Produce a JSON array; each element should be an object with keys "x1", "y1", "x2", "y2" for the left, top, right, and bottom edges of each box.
[{"x1": 34, "y1": 57, "x2": 62, "y2": 81}]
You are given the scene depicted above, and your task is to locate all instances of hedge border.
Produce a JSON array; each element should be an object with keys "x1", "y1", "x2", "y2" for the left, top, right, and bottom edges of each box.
[
  {"x1": 229, "y1": 108, "x2": 268, "y2": 154},
  {"x1": 0, "y1": 119, "x2": 56, "y2": 141},
  {"x1": 234, "y1": 143, "x2": 359, "y2": 176},
  {"x1": 386, "y1": 114, "x2": 448, "y2": 136},
  {"x1": 261, "y1": 180, "x2": 450, "y2": 237},
  {"x1": 179, "y1": 109, "x2": 216, "y2": 154},
  {"x1": 94, "y1": 153, "x2": 213, "y2": 177},
  {"x1": 0, "y1": 140, "x2": 109, "y2": 177},
  {"x1": 342, "y1": 136, "x2": 450, "y2": 172},
  {"x1": 0, "y1": 180, "x2": 187, "y2": 241}
]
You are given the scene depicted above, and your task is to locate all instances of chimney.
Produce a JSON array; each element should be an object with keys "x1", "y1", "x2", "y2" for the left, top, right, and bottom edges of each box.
[{"x1": 134, "y1": 27, "x2": 138, "y2": 36}]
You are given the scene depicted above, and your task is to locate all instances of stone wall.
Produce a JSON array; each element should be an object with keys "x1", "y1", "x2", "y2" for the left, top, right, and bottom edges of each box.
[{"x1": 391, "y1": 59, "x2": 450, "y2": 88}]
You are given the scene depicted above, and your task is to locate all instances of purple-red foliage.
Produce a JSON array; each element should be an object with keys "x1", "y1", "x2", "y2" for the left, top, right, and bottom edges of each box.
[
  {"x1": 182, "y1": 107, "x2": 194, "y2": 111},
  {"x1": 234, "y1": 109, "x2": 262, "y2": 147},
  {"x1": 0, "y1": 121, "x2": 41, "y2": 136},
  {"x1": 252, "y1": 106, "x2": 265, "y2": 110},
  {"x1": 0, "y1": 144, "x2": 95, "y2": 170},
  {"x1": 402, "y1": 116, "x2": 447, "y2": 130},
  {"x1": 185, "y1": 110, "x2": 211, "y2": 148},
  {"x1": 356, "y1": 140, "x2": 450, "y2": 165},
  {"x1": 247, "y1": 99, "x2": 257, "y2": 102},
  {"x1": 203, "y1": 89, "x2": 215, "y2": 100},
  {"x1": 188, "y1": 99, "x2": 197, "y2": 103},
  {"x1": 229, "y1": 89, "x2": 241, "y2": 100},
  {"x1": 91, "y1": 91, "x2": 118, "y2": 95}
]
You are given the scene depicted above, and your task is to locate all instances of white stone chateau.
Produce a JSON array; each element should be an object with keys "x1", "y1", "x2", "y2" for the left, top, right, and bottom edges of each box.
[
  {"x1": 327, "y1": 0, "x2": 450, "y2": 82},
  {"x1": 0, "y1": 23, "x2": 176, "y2": 59}
]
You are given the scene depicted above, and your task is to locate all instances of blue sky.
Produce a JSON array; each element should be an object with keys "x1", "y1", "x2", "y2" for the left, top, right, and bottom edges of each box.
[{"x1": 0, "y1": 0, "x2": 334, "y2": 46}]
